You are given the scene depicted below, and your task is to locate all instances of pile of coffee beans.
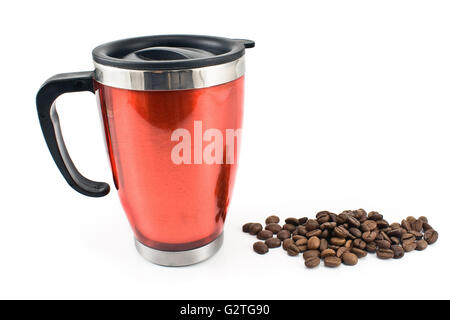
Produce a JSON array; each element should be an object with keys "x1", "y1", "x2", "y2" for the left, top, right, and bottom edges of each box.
[{"x1": 243, "y1": 210, "x2": 438, "y2": 268}]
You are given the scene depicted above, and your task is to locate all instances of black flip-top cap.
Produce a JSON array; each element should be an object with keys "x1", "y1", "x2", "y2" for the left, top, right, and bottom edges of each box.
[{"x1": 92, "y1": 35, "x2": 255, "y2": 70}]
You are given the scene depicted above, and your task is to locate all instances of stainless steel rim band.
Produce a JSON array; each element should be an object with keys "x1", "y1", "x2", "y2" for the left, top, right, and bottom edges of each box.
[
  {"x1": 94, "y1": 57, "x2": 245, "y2": 91},
  {"x1": 135, "y1": 233, "x2": 224, "y2": 266}
]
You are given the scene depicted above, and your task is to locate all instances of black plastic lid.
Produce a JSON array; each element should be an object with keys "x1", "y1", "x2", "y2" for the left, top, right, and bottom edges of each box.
[{"x1": 92, "y1": 35, "x2": 255, "y2": 70}]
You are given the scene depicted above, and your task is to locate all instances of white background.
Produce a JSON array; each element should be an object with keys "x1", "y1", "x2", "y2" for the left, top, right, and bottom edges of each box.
[{"x1": 1, "y1": 0, "x2": 449, "y2": 299}]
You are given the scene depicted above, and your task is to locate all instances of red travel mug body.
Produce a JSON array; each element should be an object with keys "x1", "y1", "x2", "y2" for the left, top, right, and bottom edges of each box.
[{"x1": 36, "y1": 35, "x2": 254, "y2": 266}]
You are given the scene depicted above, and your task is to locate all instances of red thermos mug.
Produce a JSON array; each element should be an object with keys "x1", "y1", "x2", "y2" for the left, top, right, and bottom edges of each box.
[{"x1": 36, "y1": 35, "x2": 254, "y2": 266}]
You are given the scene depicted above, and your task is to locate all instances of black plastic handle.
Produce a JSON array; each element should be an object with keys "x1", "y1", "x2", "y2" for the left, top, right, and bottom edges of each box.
[{"x1": 36, "y1": 71, "x2": 110, "y2": 197}]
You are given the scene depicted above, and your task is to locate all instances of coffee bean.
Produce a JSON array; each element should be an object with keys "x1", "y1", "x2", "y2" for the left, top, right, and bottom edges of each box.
[
  {"x1": 342, "y1": 252, "x2": 358, "y2": 266},
  {"x1": 422, "y1": 222, "x2": 433, "y2": 231},
  {"x1": 320, "y1": 238, "x2": 328, "y2": 251},
  {"x1": 402, "y1": 238, "x2": 416, "y2": 246},
  {"x1": 347, "y1": 216, "x2": 361, "y2": 228},
  {"x1": 412, "y1": 220, "x2": 423, "y2": 232},
  {"x1": 265, "y1": 237, "x2": 281, "y2": 248},
  {"x1": 293, "y1": 235, "x2": 307, "y2": 242},
  {"x1": 424, "y1": 229, "x2": 438, "y2": 245},
  {"x1": 328, "y1": 244, "x2": 340, "y2": 251},
  {"x1": 380, "y1": 231, "x2": 391, "y2": 242},
  {"x1": 296, "y1": 226, "x2": 307, "y2": 236},
  {"x1": 365, "y1": 242, "x2": 377, "y2": 253},
  {"x1": 307, "y1": 236, "x2": 321, "y2": 250},
  {"x1": 277, "y1": 230, "x2": 291, "y2": 241},
  {"x1": 368, "y1": 211, "x2": 383, "y2": 221},
  {"x1": 265, "y1": 215, "x2": 280, "y2": 225},
  {"x1": 336, "y1": 213, "x2": 348, "y2": 224},
  {"x1": 387, "y1": 228, "x2": 403, "y2": 238},
  {"x1": 347, "y1": 233, "x2": 357, "y2": 241},
  {"x1": 282, "y1": 239, "x2": 294, "y2": 250},
  {"x1": 320, "y1": 222, "x2": 336, "y2": 230},
  {"x1": 324, "y1": 256, "x2": 342, "y2": 267},
  {"x1": 306, "y1": 229, "x2": 322, "y2": 238},
  {"x1": 285, "y1": 217, "x2": 299, "y2": 226},
  {"x1": 353, "y1": 238, "x2": 366, "y2": 250},
  {"x1": 305, "y1": 219, "x2": 320, "y2": 231},
  {"x1": 257, "y1": 230, "x2": 273, "y2": 240},
  {"x1": 287, "y1": 244, "x2": 300, "y2": 256},
  {"x1": 351, "y1": 247, "x2": 367, "y2": 258},
  {"x1": 359, "y1": 216, "x2": 368, "y2": 223},
  {"x1": 376, "y1": 232, "x2": 384, "y2": 241},
  {"x1": 401, "y1": 219, "x2": 412, "y2": 231},
  {"x1": 376, "y1": 240, "x2": 391, "y2": 249},
  {"x1": 298, "y1": 245, "x2": 308, "y2": 252},
  {"x1": 253, "y1": 241, "x2": 268, "y2": 254},
  {"x1": 345, "y1": 240, "x2": 353, "y2": 249},
  {"x1": 305, "y1": 257, "x2": 321, "y2": 268},
  {"x1": 390, "y1": 222, "x2": 401, "y2": 229},
  {"x1": 298, "y1": 217, "x2": 308, "y2": 225},
  {"x1": 361, "y1": 220, "x2": 377, "y2": 232},
  {"x1": 265, "y1": 223, "x2": 282, "y2": 234},
  {"x1": 329, "y1": 213, "x2": 338, "y2": 223},
  {"x1": 321, "y1": 249, "x2": 336, "y2": 258},
  {"x1": 409, "y1": 230, "x2": 423, "y2": 239},
  {"x1": 291, "y1": 235, "x2": 302, "y2": 241},
  {"x1": 406, "y1": 216, "x2": 417, "y2": 224},
  {"x1": 401, "y1": 233, "x2": 415, "y2": 244},
  {"x1": 330, "y1": 237, "x2": 346, "y2": 246},
  {"x1": 354, "y1": 208, "x2": 367, "y2": 219},
  {"x1": 349, "y1": 228, "x2": 362, "y2": 238},
  {"x1": 416, "y1": 239, "x2": 428, "y2": 251},
  {"x1": 390, "y1": 237, "x2": 400, "y2": 245},
  {"x1": 320, "y1": 229, "x2": 330, "y2": 239},
  {"x1": 303, "y1": 250, "x2": 320, "y2": 260},
  {"x1": 242, "y1": 222, "x2": 254, "y2": 233},
  {"x1": 392, "y1": 245, "x2": 404, "y2": 259},
  {"x1": 345, "y1": 230, "x2": 357, "y2": 239},
  {"x1": 333, "y1": 226, "x2": 350, "y2": 238},
  {"x1": 317, "y1": 215, "x2": 330, "y2": 224},
  {"x1": 403, "y1": 242, "x2": 417, "y2": 252},
  {"x1": 316, "y1": 211, "x2": 330, "y2": 224},
  {"x1": 336, "y1": 247, "x2": 349, "y2": 258},
  {"x1": 316, "y1": 211, "x2": 330, "y2": 219},
  {"x1": 295, "y1": 238, "x2": 308, "y2": 246},
  {"x1": 362, "y1": 231, "x2": 377, "y2": 242},
  {"x1": 417, "y1": 216, "x2": 428, "y2": 223},
  {"x1": 249, "y1": 223, "x2": 263, "y2": 235},
  {"x1": 283, "y1": 224, "x2": 296, "y2": 232},
  {"x1": 377, "y1": 220, "x2": 389, "y2": 229},
  {"x1": 376, "y1": 248, "x2": 394, "y2": 259}
]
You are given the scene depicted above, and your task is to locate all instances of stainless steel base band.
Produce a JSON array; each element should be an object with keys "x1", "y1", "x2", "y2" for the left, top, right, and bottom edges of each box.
[
  {"x1": 135, "y1": 233, "x2": 224, "y2": 266},
  {"x1": 94, "y1": 57, "x2": 245, "y2": 91}
]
